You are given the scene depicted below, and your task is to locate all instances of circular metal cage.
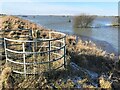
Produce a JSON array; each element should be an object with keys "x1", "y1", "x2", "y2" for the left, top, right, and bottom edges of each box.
[{"x1": 4, "y1": 29, "x2": 66, "y2": 77}]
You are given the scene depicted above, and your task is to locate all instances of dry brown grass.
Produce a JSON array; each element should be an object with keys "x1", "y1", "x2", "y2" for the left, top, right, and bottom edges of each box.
[
  {"x1": 99, "y1": 76, "x2": 112, "y2": 89},
  {"x1": 0, "y1": 67, "x2": 13, "y2": 89},
  {"x1": 0, "y1": 15, "x2": 119, "y2": 89}
]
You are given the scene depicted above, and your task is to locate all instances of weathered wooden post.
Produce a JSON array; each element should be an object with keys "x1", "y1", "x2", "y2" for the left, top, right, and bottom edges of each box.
[
  {"x1": 31, "y1": 28, "x2": 38, "y2": 74},
  {"x1": 31, "y1": 30, "x2": 36, "y2": 59}
]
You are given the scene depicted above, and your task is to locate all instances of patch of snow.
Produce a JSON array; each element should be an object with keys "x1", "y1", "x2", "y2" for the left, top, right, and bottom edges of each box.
[
  {"x1": 70, "y1": 62, "x2": 98, "y2": 79},
  {"x1": 85, "y1": 69, "x2": 98, "y2": 79},
  {"x1": 70, "y1": 62, "x2": 80, "y2": 71}
]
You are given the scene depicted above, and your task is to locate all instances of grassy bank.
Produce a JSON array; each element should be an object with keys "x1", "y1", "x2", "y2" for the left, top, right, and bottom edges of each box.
[{"x1": 0, "y1": 15, "x2": 120, "y2": 89}]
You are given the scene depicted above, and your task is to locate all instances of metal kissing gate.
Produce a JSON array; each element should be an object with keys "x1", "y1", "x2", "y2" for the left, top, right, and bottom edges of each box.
[{"x1": 4, "y1": 30, "x2": 66, "y2": 77}]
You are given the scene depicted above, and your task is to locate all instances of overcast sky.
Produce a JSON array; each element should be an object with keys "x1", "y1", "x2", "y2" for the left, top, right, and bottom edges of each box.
[{"x1": 0, "y1": 0, "x2": 119, "y2": 16}]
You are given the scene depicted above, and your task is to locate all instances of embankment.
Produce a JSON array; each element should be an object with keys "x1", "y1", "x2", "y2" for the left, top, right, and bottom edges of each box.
[{"x1": 0, "y1": 15, "x2": 120, "y2": 89}]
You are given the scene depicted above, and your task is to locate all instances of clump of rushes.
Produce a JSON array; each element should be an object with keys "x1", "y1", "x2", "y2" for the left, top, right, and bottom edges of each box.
[{"x1": 0, "y1": 67, "x2": 14, "y2": 89}]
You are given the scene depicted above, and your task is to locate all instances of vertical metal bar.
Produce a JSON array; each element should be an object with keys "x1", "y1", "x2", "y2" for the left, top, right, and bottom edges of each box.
[
  {"x1": 35, "y1": 39, "x2": 37, "y2": 54},
  {"x1": 63, "y1": 37, "x2": 66, "y2": 68},
  {"x1": 22, "y1": 43, "x2": 26, "y2": 78},
  {"x1": 29, "y1": 30, "x2": 32, "y2": 51},
  {"x1": 48, "y1": 40, "x2": 51, "y2": 71},
  {"x1": 29, "y1": 29, "x2": 32, "y2": 37},
  {"x1": 49, "y1": 31, "x2": 52, "y2": 50},
  {"x1": 33, "y1": 39, "x2": 36, "y2": 74},
  {"x1": 4, "y1": 38, "x2": 7, "y2": 63},
  {"x1": 48, "y1": 32, "x2": 51, "y2": 71},
  {"x1": 34, "y1": 39, "x2": 37, "y2": 74},
  {"x1": 2, "y1": 38, "x2": 4, "y2": 49}
]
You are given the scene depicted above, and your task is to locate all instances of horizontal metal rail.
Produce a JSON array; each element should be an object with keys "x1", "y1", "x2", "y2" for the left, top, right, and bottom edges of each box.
[
  {"x1": 6, "y1": 45, "x2": 65, "y2": 54},
  {"x1": 13, "y1": 64, "x2": 64, "y2": 75},
  {"x1": 4, "y1": 35, "x2": 66, "y2": 42},
  {"x1": 0, "y1": 29, "x2": 31, "y2": 32},
  {"x1": 6, "y1": 54, "x2": 64, "y2": 65}
]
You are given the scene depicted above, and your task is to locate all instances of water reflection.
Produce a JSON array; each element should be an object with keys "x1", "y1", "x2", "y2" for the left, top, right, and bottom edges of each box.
[{"x1": 74, "y1": 28, "x2": 92, "y2": 37}]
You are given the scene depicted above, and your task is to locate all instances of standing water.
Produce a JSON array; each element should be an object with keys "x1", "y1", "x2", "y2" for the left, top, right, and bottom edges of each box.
[{"x1": 19, "y1": 15, "x2": 119, "y2": 55}]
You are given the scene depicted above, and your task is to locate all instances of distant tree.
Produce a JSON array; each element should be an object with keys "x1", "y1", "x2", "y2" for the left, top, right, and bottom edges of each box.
[
  {"x1": 112, "y1": 16, "x2": 120, "y2": 26},
  {"x1": 73, "y1": 14, "x2": 95, "y2": 28},
  {"x1": 117, "y1": 16, "x2": 120, "y2": 26}
]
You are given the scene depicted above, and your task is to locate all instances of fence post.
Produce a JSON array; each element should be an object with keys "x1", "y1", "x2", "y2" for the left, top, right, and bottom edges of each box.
[
  {"x1": 22, "y1": 43, "x2": 26, "y2": 78},
  {"x1": 4, "y1": 38, "x2": 8, "y2": 63}
]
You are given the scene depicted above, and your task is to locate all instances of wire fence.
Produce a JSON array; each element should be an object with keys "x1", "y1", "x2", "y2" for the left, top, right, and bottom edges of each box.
[{"x1": 3, "y1": 29, "x2": 66, "y2": 77}]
